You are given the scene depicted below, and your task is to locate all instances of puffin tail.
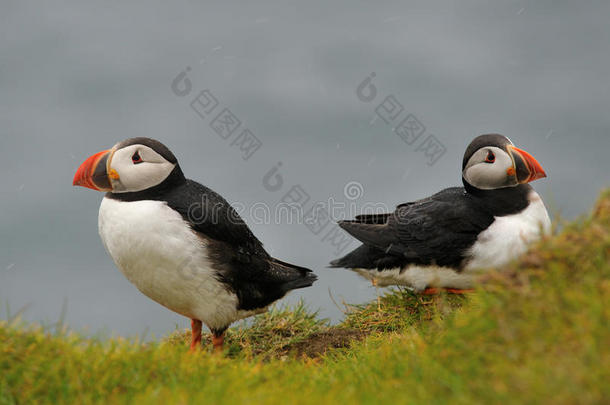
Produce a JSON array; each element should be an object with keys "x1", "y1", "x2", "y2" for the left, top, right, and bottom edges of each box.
[
  {"x1": 329, "y1": 244, "x2": 402, "y2": 270},
  {"x1": 329, "y1": 244, "x2": 370, "y2": 269},
  {"x1": 270, "y1": 258, "x2": 318, "y2": 293}
]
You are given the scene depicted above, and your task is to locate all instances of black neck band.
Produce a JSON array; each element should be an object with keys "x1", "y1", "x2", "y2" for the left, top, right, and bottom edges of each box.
[{"x1": 106, "y1": 165, "x2": 187, "y2": 202}]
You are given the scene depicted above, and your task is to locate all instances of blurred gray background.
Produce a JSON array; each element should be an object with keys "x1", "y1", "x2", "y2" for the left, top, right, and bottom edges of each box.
[{"x1": 1, "y1": 1, "x2": 609, "y2": 337}]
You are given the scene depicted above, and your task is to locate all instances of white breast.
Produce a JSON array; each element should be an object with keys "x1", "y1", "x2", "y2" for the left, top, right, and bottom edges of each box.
[
  {"x1": 98, "y1": 197, "x2": 255, "y2": 330},
  {"x1": 464, "y1": 190, "x2": 551, "y2": 271},
  {"x1": 354, "y1": 265, "x2": 475, "y2": 291}
]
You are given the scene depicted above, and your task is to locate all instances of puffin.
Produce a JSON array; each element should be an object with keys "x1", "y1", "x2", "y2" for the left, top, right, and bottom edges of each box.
[
  {"x1": 73, "y1": 137, "x2": 316, "y2": 351},
  {"x1": 330, "y1": 134, "x2": 551, "y2": 293}
]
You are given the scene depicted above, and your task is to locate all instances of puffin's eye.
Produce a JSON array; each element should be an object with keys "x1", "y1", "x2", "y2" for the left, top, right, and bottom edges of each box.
[
  {"x1": 132, "y1": 152, "x2": 143, "y2": 164},
  {"x1": 485, "y1": 151, "x2": 495, "y2": 163}
]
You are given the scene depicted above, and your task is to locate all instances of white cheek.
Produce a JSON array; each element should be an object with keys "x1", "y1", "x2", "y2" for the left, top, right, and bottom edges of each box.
[
  {"x1": 464, "y1": 152, "x2": 514, "y2": 190},
  {"x1": 112, "y1": 162, "x2": 176, "y2": 193},
  {"x1": 464, "y1": 164, "x2": 506, "y2": 189}
]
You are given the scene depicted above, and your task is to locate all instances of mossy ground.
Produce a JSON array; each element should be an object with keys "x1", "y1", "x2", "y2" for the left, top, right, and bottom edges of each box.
[{"x1": 1, "y1": 190, "x2": 609, "y2": 404}]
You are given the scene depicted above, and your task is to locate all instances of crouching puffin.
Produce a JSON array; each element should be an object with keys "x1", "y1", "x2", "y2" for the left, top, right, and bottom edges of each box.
[
  {"x1": 73, "y1": 137, "x2": 316, "y2": 351},
  {"x1": 330, "y1": 134, "x2": 550, "y2": 293}
]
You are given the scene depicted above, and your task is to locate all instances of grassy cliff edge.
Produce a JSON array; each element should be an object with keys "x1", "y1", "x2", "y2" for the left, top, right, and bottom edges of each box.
[{"x1": 1, "y1": 190, "x2": 609, "y2": 404}]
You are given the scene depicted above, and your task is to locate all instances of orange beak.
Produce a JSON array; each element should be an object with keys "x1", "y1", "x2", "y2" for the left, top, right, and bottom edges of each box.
[
  {"x1": 73, "y1": 149, "x2": 114, "y2": 191},
  {"x1": 507, "y1": 145, "x2": 547, "y2": 183}
]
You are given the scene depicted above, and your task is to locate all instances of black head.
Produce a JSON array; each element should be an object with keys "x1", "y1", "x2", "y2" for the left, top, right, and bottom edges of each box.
[{"x1": 114, "y1": 137, "x2": 178, "y2": 164}]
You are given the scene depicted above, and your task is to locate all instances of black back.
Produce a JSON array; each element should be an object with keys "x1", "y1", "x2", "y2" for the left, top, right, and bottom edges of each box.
[{"x1": 330, "y1": 184, "x2": 532, "y2": 271}]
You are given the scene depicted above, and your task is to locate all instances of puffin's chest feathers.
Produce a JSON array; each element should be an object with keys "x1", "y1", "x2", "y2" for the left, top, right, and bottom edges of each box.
[
  {"x1": 464, "y1": 190, "x2": 551, "y2": 270},
  {"x1": 97, "y1": 197, "x2": 238, "y2": 324}
]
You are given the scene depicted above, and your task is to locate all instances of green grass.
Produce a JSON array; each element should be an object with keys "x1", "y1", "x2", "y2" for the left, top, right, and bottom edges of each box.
[{"x1": 1, "y1": 190, "x2": 609, "y2": 404}]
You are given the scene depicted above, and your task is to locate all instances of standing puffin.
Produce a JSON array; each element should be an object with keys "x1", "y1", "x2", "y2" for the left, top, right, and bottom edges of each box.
[
  {"x1": 330, "y1": 134, "x2": 550, "y2": 293},
  {"x1": 73, "y1": 137, "x2": 316, "y2": 351}
]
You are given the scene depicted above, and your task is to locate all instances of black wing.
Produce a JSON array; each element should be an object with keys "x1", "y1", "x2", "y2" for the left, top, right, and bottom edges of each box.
[
  {"x1": 333, "y1": 187, "x2": 494, "y2": 269},
  {"x1": 165, "y1": 180, "x2": 268, "y2": 256},
  {"x1": 352, "y1": 212, "x2": 393, "y2": 224},
  {"x1": 166, "y1": 179, "x2": 316, "y2": 310}
]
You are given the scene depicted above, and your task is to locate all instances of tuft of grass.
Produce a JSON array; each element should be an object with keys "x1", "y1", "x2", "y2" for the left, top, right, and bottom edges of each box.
[
  {"x1": 1, "y1": 189, "x2": 609, "y2": 404},
  {"x1": 164, "y1": 301, "x2": 329, "y2": 359},
  {"x1": 342, "y1": 288, "x2": 468, "y2": 334}
]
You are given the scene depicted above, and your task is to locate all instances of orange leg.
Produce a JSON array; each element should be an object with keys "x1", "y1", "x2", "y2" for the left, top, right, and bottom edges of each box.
[
  {"x1": 211, "y1": 332, "x2": 225, "y2": 353},
  {"x1": 190, "y1": 319, "x2": 202, "y2": 352},
  {"x1": 422, "y1": 287, "x2": 474, "y2": 295},
  {"x1": 445, "y1": 288, "x2": 475, "y2": 294}
]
